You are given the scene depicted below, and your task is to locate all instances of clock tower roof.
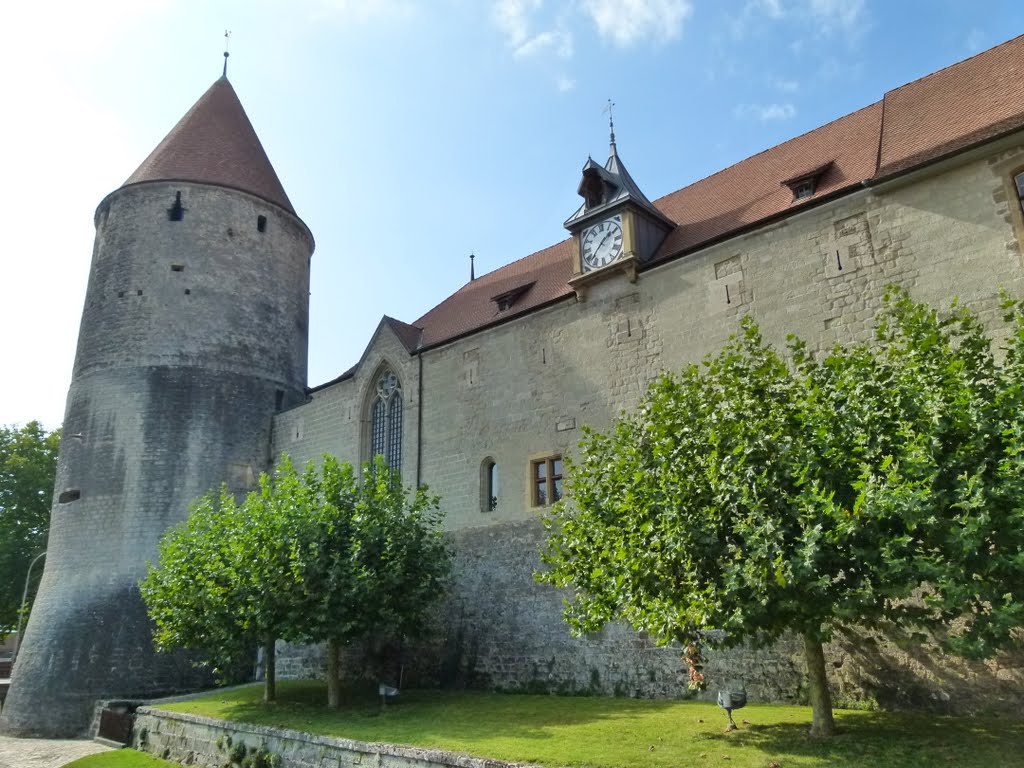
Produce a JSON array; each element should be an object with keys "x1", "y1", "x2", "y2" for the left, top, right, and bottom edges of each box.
[{"x1": 564, "y1": 144, "x2": 670, "y2": 230}]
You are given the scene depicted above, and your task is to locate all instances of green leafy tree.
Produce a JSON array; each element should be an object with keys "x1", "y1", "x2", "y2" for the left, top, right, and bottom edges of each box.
[
  {"x1": 293, "y1": 455, "x2": 452, "y2": 708},
  {"x1": 140, "y1": 460, "x2": 308, "y2": 701},
  {"x1": 0, "y1": 421, "x2": 60, "y2": 636},
  {"x1": 141, "y1": 454, "x2": 451, "y2": 707},
  {"x1": 539, "y1": 288, "x2": 1024, "y2": 738}
]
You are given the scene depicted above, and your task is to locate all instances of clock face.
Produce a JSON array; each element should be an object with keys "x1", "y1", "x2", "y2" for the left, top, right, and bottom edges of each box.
[{"x1": 581, "y1": 216, "x2": 624, "y2": 271}]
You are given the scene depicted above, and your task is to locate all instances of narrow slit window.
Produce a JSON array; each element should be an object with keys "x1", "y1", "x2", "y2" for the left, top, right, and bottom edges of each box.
[
  {"x1": 257, "y1": 215, "x2": 267, "y2": 233},
  {"x1": 167, "y1": 191, "x2": 185, "y2": 221}
]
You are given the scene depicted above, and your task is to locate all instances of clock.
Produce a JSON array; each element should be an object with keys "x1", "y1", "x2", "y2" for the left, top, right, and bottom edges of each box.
[{"x1": 581, "y1": 215, "x2": 623, "y2": 271}]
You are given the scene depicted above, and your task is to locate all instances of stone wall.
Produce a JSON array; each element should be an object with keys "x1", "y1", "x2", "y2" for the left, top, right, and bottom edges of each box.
[
  {"x1": 272, "y1": 143, "x2": 1024, "y2": 714},
  {"x1": 132, "y1": 707, "x2": 533, "y2": 768}
]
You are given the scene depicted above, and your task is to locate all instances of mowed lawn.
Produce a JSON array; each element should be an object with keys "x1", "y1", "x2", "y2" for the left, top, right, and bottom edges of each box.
[{"x1": 154, "y1": 681, "x2": 1024, "y2": 768}]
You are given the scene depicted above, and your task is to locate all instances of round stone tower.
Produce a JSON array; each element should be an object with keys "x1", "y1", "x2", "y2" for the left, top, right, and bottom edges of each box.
[{"x1": 0, "y1": 76, "x2": 314, "y2": 737}]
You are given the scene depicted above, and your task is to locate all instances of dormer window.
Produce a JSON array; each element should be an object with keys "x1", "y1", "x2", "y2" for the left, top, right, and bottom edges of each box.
[
  {"x1": 793, "y1": 180, "x2": 815, "y2": 200},
  {"x1": 491, "y1": 281, "x2": 535, "y2": 312},
  {"x1": 781, "y1": 161, "x2": 833, "y2": 203}
]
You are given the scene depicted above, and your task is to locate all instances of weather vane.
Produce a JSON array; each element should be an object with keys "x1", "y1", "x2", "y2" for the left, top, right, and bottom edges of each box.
[
  {"x1": 223, "y1": 30, "x2": 231, "y2": 77},
  {"x1": 603, "y1": 99, "x2": 616, "y2": 152}
]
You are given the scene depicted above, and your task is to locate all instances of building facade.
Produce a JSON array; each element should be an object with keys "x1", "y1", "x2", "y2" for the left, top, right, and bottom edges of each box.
[{"x1": 5, "y1": 36, "x2": 1024, "y2": 737}]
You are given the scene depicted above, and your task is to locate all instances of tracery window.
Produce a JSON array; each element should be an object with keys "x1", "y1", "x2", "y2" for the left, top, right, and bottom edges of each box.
[{"x1": 369, "y1": 369, "x2": 403, "y2": 474}]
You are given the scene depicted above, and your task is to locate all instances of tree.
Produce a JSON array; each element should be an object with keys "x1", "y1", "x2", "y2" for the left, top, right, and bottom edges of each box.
[
  {"x1": 0, "y1": 421, "x2": 60, "y2": 636},
  {"x1": 538, "y1": 288, "x2": 1024, "y2": 738},
  {"x1": 140, "y1": 461, "x2": 308, "y2": 701},
  {"x1": 141, "y1": 454, "x2": 451, "y2": 707},
  {"x1": 293, "y1": 455, "x2": 451, "y2": 708}
]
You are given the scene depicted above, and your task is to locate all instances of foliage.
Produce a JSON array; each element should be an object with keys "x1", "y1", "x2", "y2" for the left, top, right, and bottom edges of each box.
[
  {"x1": 538, "y1": 287, "x2": 1024, "y2": 737},
  {"x1": 289, "y1": 454, "x2": 451, "y2": 707},
  {"x1": 141, "y1": 454, "x2": 450, "y2": 706},
  {"x1": 140, "y1": 459, "x2": 309, "y2": 698},
  {"x1": 0, "y1": 421, "x2": 60, "y2": 635},
  {"x1": 158, "y1": 680, "x2": 1024, "y2": 768}
]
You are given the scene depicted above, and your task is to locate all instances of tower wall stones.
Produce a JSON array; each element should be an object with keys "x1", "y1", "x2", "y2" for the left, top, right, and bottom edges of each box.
[{"x1": 0, "y1": 181, "x2": 312, "y2": 737}]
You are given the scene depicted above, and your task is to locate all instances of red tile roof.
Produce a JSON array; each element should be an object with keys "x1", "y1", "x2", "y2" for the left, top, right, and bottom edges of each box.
[
  {"x1": 123, "y1": 77, "x2": 295, "y2": 214},
  {"x1": 878, "y1": 34, "x2": 1024, "y2": 177},
  {"x1": 300, "y1": 33, "x2": 1024, "y2": 386}
]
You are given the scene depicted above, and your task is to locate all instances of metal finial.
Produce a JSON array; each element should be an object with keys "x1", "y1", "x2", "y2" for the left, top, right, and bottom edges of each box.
[
  {"x1": 223, "y1": 30, "x2": 231, "y2": 77},
  {"x1": 470, "y1": 252, "x2": 476, "y2": 282},
  {"x1": 603, "y1": 99, "x2": 616, "y2": 154}
]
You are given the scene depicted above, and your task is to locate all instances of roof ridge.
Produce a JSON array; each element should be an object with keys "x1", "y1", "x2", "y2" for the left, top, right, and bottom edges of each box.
[{"x1": 882, "y1": 32, "x2": 1024, "y2": 96}]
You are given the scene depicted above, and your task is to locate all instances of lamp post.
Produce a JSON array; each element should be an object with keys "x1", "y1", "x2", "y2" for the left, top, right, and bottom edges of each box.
[{"x1": 12, "y1": 551, "x2": 46, "y2": 665}]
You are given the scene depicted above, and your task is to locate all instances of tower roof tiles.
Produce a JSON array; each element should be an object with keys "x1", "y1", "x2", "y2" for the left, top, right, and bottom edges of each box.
[{"x1": 123, "y1": 77, "x2": 295, "y2": 214}]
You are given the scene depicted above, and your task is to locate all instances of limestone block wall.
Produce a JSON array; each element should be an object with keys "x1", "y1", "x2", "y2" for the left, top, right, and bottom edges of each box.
[
  {"x1": 273, "y1": 324, "x2": 420, "y2": 481},
  {"x1": 274, "y1": 144, "x2": 1024, "y2": 712},
  {"x1": 133, "y1": 707, "x2": 530, "y2": 768}
]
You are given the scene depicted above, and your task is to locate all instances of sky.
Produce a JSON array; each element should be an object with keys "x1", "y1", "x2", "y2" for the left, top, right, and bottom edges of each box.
[{"x1": 2, "y1": 0, "x2": 1023, "y2": 429}]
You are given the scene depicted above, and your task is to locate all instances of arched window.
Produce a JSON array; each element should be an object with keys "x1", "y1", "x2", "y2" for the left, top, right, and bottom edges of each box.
[
  {"x1": 481, "y1": 458, "x2": 499, "y2": 512},
  {"x1": 369, "y1": 369, "x2": 403, "y2": 474}
]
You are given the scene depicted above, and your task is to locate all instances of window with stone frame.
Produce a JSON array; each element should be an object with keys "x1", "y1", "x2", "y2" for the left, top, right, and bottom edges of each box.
[
  {"x1": 531, "y1": 455, "x2": 563, "y2": 507},
  {"x1": 369, "y1": 369, "x2": 403, "y2": 475},
  {"x1": 1015, "y1": 170, "x2": 1024, "y2": 215},
  {"x1": 481, "y1": 458, "x2": 499, "y2": 512}
]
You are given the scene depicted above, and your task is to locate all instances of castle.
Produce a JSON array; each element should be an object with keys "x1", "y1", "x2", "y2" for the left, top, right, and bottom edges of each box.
[{"x1": 4, "y1": 35, "x2": 1024, "y2": 737}]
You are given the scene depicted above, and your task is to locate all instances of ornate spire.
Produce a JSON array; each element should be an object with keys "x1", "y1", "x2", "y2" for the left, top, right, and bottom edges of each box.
[
  {"x1": 604, "y1": 99, "x2": 617, "y2": 156},
  {"x1": 470, "y1": 252, "x2": 476, "y2": 281},
  {"x1": 223, "y1": 30, "x2": 231, "y2": 78}
]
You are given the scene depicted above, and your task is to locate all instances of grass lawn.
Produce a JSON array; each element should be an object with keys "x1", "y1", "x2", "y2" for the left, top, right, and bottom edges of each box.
[
  {"x1": 155, "y1": 680, "x2": 1024, "y2": 768},
  {"x1": 64, "y1": 751, "x2": 178, "y2": 768}
]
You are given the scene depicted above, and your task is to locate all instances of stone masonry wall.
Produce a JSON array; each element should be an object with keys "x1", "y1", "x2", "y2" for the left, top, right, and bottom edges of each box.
[
  {"x1": 273, "y1": 144, "x2": 1024, "y2": 714},
  {"x1": 132, "y1": 707, "x2": 532, "y2": 768}
]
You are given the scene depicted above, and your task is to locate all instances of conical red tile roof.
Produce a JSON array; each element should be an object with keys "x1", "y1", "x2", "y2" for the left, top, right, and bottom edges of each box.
[{"x1": 123, "y1": 77, "x2": 295, "y2": 214}]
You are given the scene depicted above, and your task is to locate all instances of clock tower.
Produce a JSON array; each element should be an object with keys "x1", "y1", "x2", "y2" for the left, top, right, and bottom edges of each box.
[{"x1": 564, "y1": 112, "x2": 674, "y2": 297}]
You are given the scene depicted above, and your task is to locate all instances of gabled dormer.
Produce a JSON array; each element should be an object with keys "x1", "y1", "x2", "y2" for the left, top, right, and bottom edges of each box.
[{"x1": 564, "y1": 125, "x2": 674, "y2": 298}]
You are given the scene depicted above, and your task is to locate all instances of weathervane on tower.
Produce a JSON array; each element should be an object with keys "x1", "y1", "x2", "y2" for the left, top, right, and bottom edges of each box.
[
  {"x1": 223, "y1": 30, "x2": 231, "y2": 77},
  {"x1": 603, "y1": 99, "x2": 616, "y2": 154}
]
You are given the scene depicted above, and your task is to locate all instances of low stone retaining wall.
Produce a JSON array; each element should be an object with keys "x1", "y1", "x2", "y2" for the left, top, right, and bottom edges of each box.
[{"x1": 132, "y1": 707, "x2": 533, "y2": 768}]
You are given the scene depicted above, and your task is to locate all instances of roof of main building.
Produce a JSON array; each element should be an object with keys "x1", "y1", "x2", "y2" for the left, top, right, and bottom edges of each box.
[
  {"x1": 123, "y1": 77, "x2": 295, "y2": 214},
  {"x1": 354, "y1": 33, "x2": 1024, "y2": 365}
]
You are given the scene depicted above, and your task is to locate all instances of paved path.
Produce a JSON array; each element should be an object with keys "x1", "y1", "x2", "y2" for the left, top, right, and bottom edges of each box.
[{"x1": 0, "y1": 735, "x2": 112, "y2": 768}]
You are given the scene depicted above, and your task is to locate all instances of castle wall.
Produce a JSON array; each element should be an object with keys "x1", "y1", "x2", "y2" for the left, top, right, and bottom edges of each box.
[
  {"x1": 1, "y1": 182, "x2": 313, "y2": 737},
  {"x1": 275, "y1": 141, "x2": 1024, "y2": 711}
]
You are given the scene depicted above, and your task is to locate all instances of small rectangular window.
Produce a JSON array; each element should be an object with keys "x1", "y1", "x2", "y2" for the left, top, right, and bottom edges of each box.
[
  {"x1": 1015, "y1": 171, "x2": 1024, "y2": 214},
  {"x1": 532, "y1": 455, "x2": 563, "y2": 507}
]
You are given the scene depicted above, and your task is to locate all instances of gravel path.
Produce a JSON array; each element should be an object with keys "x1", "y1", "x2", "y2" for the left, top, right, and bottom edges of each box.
[{"x1": 0, "y1": 735, "x2": 112, "y2": 768}]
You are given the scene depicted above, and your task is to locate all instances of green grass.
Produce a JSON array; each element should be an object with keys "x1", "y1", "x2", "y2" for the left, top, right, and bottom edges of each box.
[
  {"x1": 155, "y1": 680, "x2": 1024, "y2": 768},
  {"x1": 63, "y1": 751, "x2": 178, "y2": 768}
]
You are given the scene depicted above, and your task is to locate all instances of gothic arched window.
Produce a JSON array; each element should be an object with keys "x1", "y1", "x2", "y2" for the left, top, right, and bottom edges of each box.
[{"x1": 369, "y1": 369, "x2": 403, "y2": 474}]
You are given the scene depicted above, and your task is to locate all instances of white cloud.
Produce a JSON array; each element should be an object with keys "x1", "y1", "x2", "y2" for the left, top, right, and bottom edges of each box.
[
  {"x1": 556, "y1": 75, "x2": 576, "y2": 91},
  {"x1": 966, "y1": 28, "x2": 985, "y2": 53},
  {"x1": 773, "y1": 77, "x2": 800, "y2": 92},
  {"x1": 492, "y1": 1, "x2": 574, "y2": 60},
  {"x1": 581, "y1": 0, "x2": 694, "y2": 47},
  {"x1": 493, "y1": 0, "x2": 542, "y2": 47},
  {"x1": 807, "y1": 0, "x2": 865, "y2": 35},
  {"x1": 515, "y1": 29, "x2": 574, "y2": 59},
  {"x1": 734, "y1": 102, "x2": 796, "y2": 121}
]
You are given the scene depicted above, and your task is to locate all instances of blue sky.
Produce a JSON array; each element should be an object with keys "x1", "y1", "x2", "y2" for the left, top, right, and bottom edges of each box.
[{"x1": 2, "y1": 0, "x2": 1023, "y2": 428}]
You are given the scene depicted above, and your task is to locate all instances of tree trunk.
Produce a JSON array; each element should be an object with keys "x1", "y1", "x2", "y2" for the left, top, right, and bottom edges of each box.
[
  {"x1": 263, "y1": 636, "x2": 277, "y2": 703},
  {"x1": 326, "y1": 639, "x2": 341, "y2": 709},
  {"x1": 803, "y1": 632, "x2": 835, "y2": 738}
]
